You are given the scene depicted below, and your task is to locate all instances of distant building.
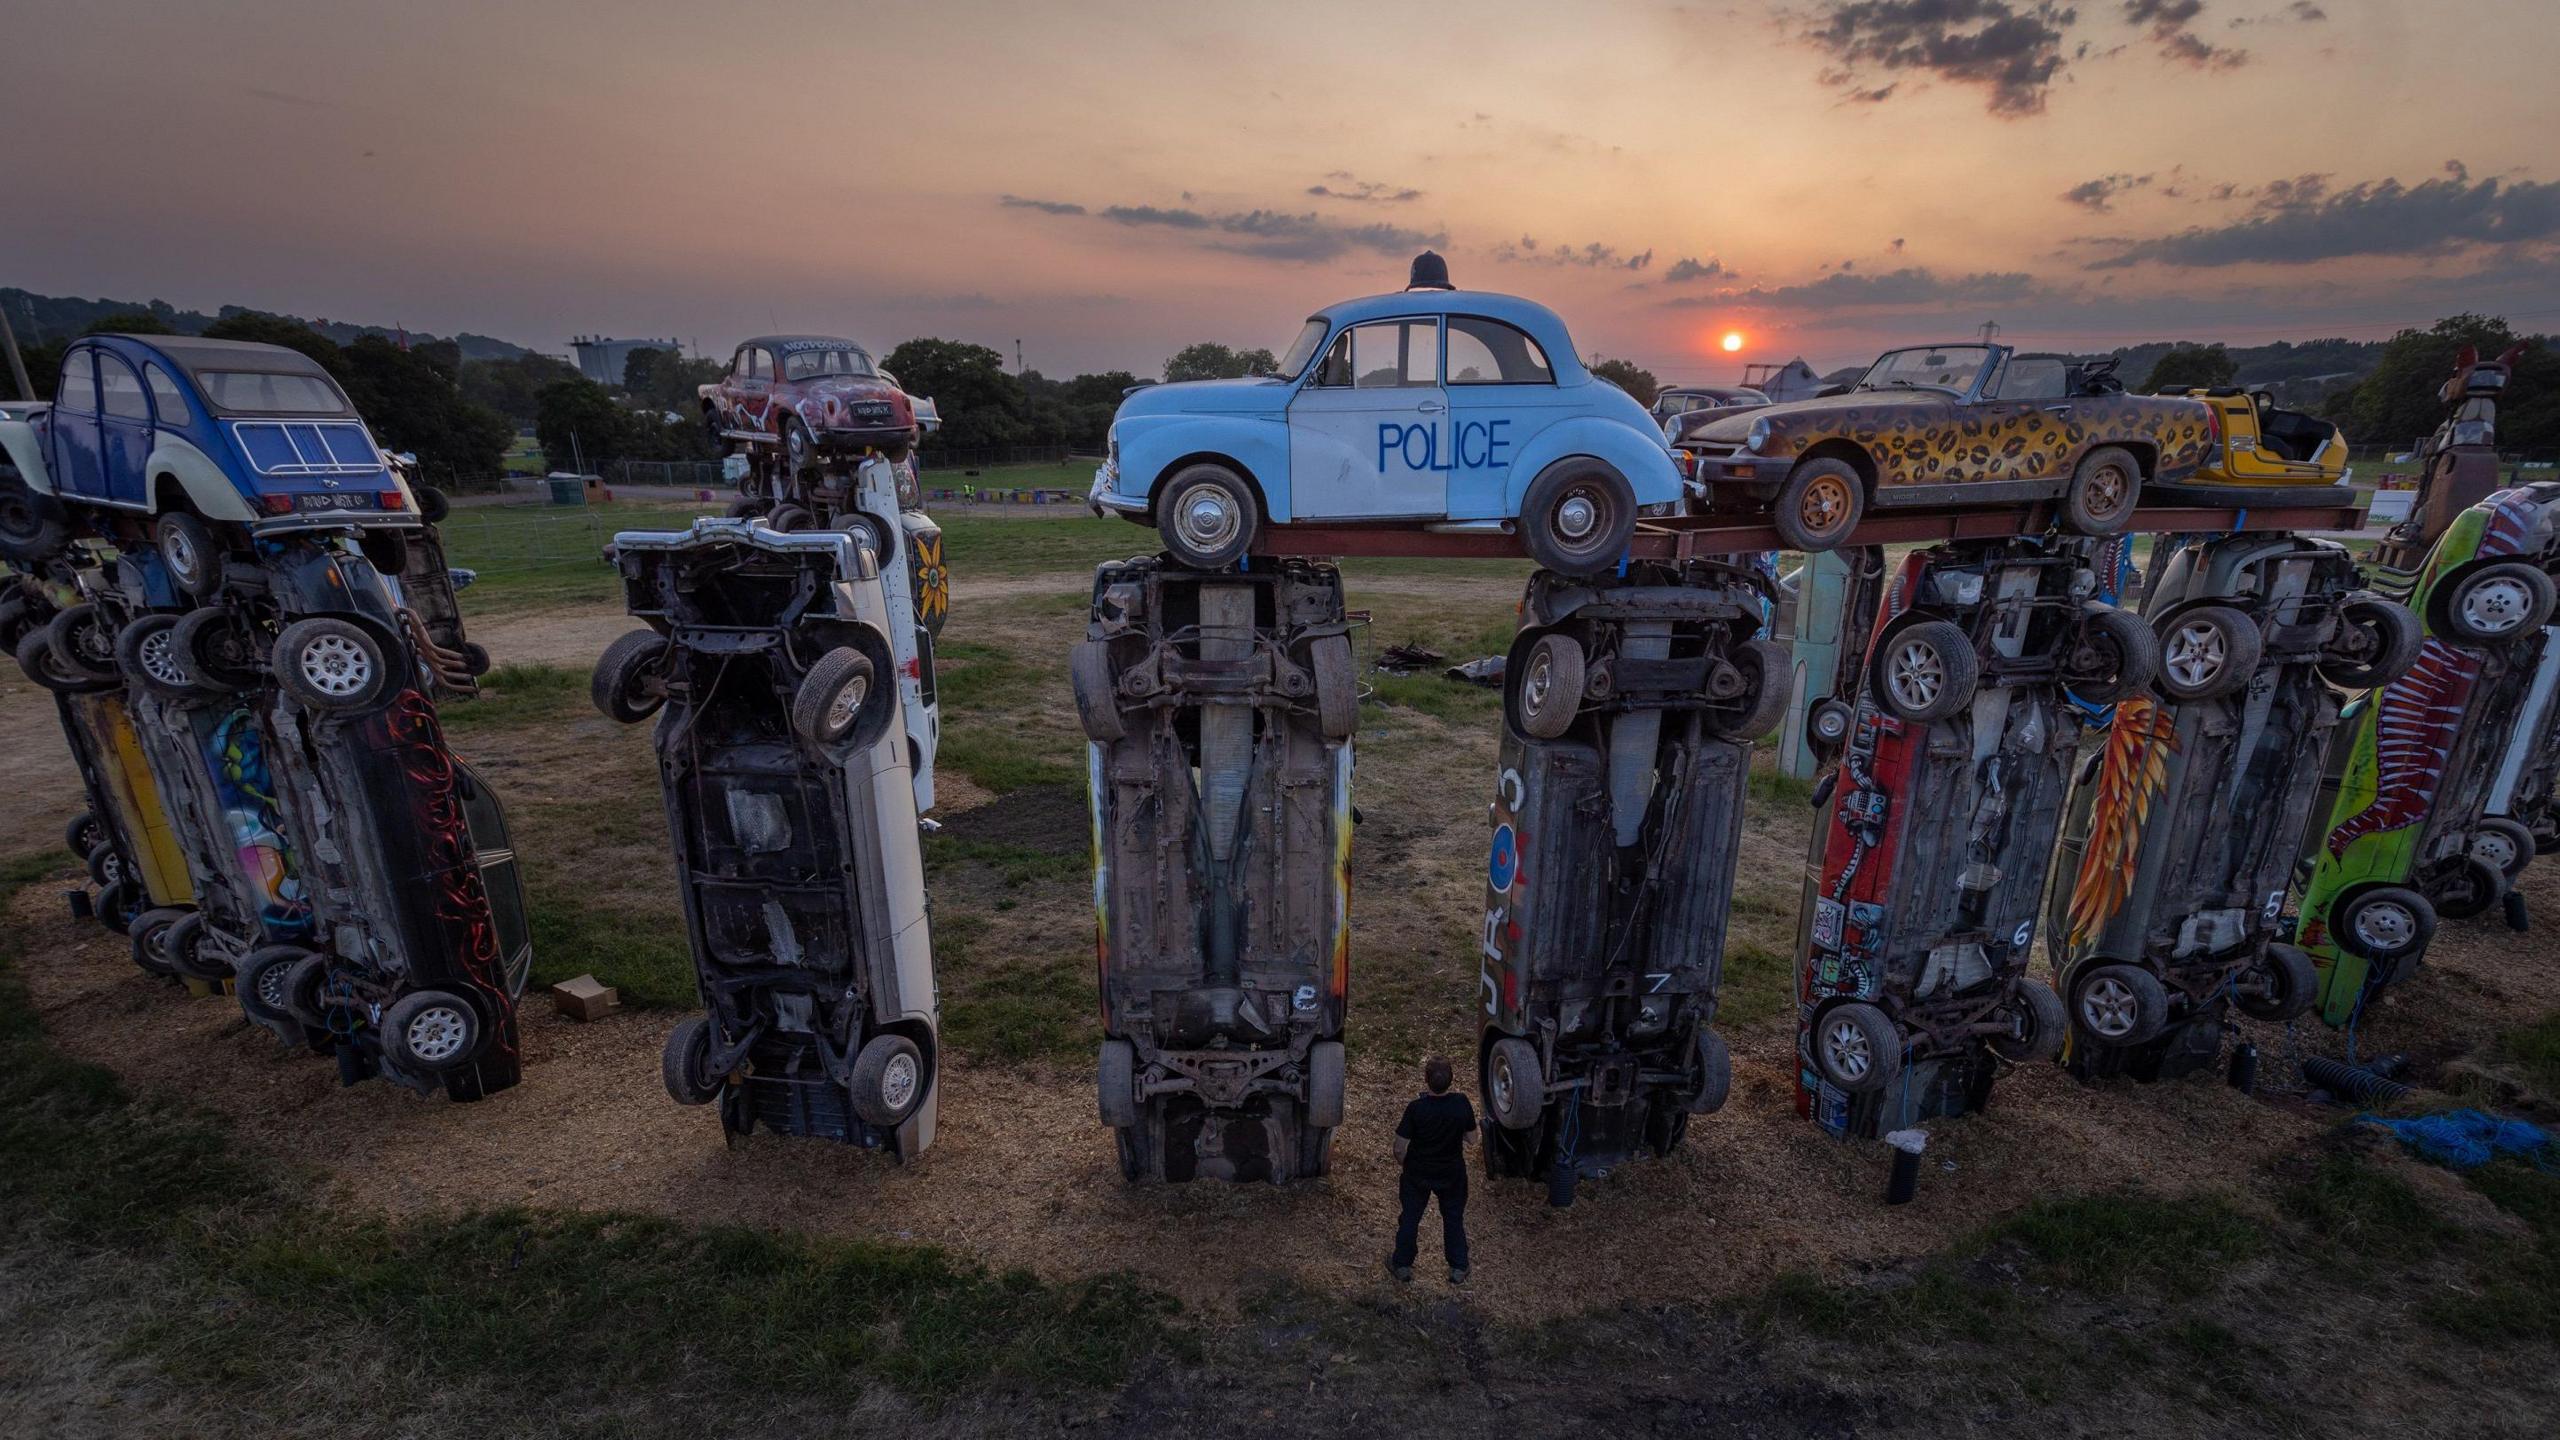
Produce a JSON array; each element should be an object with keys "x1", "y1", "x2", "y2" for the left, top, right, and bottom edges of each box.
[{"x1": 570, "y1": 334, "x2": 684, "y2": 386}]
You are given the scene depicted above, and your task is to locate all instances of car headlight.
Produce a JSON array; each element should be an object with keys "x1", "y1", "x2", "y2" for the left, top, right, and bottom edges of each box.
[{"x1": 1744, "y1": 417, "x2": 1772, "y2": 453}]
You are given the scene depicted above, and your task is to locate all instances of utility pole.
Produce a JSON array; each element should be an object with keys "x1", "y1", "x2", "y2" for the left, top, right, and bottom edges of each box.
[{"x1": 1015, "y1": 338, "x2": 1024, "y2": 374}]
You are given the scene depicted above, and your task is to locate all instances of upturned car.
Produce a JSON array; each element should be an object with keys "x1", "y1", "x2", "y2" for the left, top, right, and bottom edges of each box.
[{"x1": 1683, "y1": 344, "x2": 2216, "y2": 551}]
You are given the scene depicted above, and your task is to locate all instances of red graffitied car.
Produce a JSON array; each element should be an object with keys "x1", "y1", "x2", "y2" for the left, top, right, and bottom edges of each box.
[{"x1": 700, "y1": 335, "x2": 920, "y2": 468}]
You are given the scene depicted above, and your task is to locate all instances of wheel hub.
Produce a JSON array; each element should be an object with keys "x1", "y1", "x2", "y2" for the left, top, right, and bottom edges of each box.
[
  {"x1": 2354, "y1": 903, "x2": 2414, "y2": 951},
  {"x1": 140, "y1": 629, "x2": 186, "y2": 686},
  {"x1": 2463, "y1": 578, "x2": 2531, "y2": 634},
  {"x1": 1823, "y1": 1019, "x2": 1873, "y2": 1082},
  {"x1": 404, "y1": 1005, "x2": 470, "y2": 1064},
  {"x1": 2165, "y1": 622, "x2": 2227, "y2": 689},
  {"x1": 882, "y1": 1052, "x2": 918, "y2": 1109},
  {"x1": 300, "y1": 634, "x2": 373, "y2": 696},
  {"x1": 1887, "y1": 641, "x2": 1944, "y2": 711},
  {"x1": 2080, "y1": 976, "x2": 2139, "y2": 1037},
  {"x1": 1556, "y1": 493, "x2": 1597, "y2": 540},
  {"x1": 1179, "y1": 490, "x2": 1239, "y2": 550},
  {"x1": 826, "y1": 673, "x2": 869, "y2": 732}
]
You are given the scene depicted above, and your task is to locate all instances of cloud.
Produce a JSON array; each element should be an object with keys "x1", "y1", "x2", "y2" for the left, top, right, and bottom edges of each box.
[
  {"x1": 998, "y1": 192, "x2": 1444, "y2": 261},
  {"x1": 2062, "y1": 172, "x2": 2154, "y2": 211},
  {"x1": 1306, "y1": 174, "x2": 1424, "y2": 204},
  {"x1": 2123, "y1": 0, "x2": 2248, "y2": 69},
  {"x1": 999, "y1": 194, "x2": 1087, "y2": 216},
  {"x1": 1685, "y1": 266, "x2": 2042, "y2": 310},
  {"x1": 1663, "y1": 257, "x2": 1727, "y2": 283},
  {"x1": 1494, "y1": 238, "x2": 1656, "y2": 272},
  {"x1": 1801, "y1": 1, "x2": 2077, "y2": 117},
  {"x1": 2288, "y1": 2, "x2": 2326, "y2": 19},
  {"x1": 2087, "y1": 160, "x2": 2560, "y2": 268}
]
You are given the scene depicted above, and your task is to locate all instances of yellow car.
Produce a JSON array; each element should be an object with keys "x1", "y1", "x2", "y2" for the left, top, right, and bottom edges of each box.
[{"x1": 2158, "y1": 386, "x2": 2349, "y2": 489}]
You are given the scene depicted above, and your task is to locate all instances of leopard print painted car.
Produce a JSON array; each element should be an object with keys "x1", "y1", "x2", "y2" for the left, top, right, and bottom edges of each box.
[{"x1": 1681, "y1": 344, "x2": 2216, "y2": 551}]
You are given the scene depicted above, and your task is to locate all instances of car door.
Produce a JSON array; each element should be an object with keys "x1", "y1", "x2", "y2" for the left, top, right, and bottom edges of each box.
[
  {"x1": 1287, "y1": 318, "x2": 1447, "y2": 520},
  {"x1": 1441, "y1": 315, "x2": 1566, "y2": 520},
  {"x1": 1970, "y1": 354, "x2": 2071, "y2": 485},
  {"x1": 96, "y1": 352, "x2": 156, "y2": 506},
  {"x1": 738, "y1": 345, "x2": 777, "y2": 436},
  {"x1": 48, "y1": 346, "x2": 111, "y2": 499}
]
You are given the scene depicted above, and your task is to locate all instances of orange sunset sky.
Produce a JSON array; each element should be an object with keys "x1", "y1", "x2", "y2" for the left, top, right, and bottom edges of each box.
[{"x1": 6, "y1": 0, "x2": 2557, "y2": 379}]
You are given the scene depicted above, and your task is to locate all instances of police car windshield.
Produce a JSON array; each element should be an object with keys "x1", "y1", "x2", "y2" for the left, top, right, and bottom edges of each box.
[
  {"x1": 198, "y1": 371, "x2": 348, "y2": 414},
  {"x1": 782, "y1": 347, "x2": 878, "y2": 381},
  {"x1": 1276, "y1": 319, "x2": 1328, "y2": 380}
]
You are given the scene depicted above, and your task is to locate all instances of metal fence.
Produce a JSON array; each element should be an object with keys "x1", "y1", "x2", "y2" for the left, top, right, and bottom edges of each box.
[{"x1": 917, "y1": 444, "x2": 1088, "y2": 471}]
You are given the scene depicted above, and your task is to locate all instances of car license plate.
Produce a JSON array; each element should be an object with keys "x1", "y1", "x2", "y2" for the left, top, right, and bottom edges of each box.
[
  {"x1": 849, "y1": 402, "x2": 892, "y2": 421},
  {"x1": 293, "y1": 492, "x2": 374, "y2": 512}
]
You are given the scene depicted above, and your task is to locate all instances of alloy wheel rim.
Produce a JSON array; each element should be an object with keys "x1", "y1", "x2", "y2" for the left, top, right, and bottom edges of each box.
[
  {"x1": 299, "y1": 634, "x2": 373, "y2": 696},
  {"x1": 140, "y1": 628, "x2": 186, "y2": 686},
  {"x1": 2081, "y1": 976, "x2": 2139, "y2": 1037},
  {"x1": 405, "y1": 1005, "x2": 470, "y2": 1063},
  {"x1": 1887, "y1": 640, "x2": 1945, "y2": 712},
  {"x1": 2473, "y1": 832, "x2": 2518, "y2": 871},
  {"x1": 1824, "y1": 1019, "x2": 1873, "y2": 1082},
  {"x1": 2165, "y1": 622, "x2": 2228, "y2": 690}
]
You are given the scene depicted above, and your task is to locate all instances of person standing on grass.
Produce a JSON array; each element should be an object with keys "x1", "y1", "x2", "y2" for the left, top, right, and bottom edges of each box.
[{"x1": 1388, "y1": 1055, "x2": 1474, "y2": 1285}]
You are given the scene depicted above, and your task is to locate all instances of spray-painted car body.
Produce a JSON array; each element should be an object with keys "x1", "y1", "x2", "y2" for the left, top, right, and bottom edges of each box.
[
  {"x1": 123, "y1": 687, "x2": 316, "y2": 982},
  {"x1": 1797, "y1": 538, "x2": 2146, "y2": 1139},
  {"x1": 607, "y1": 520, "x2": 939, "y2": 1156},
  {"x1": 56, "y1": 688, "x2": 194, "y2": 932},
  {"x1": 2153, "y1": 387, "x2": 2349, "y2": 493},
  {"x1": 1477, "y1": 561, "x2": 1779, "y2": 1201},
  {"x1": 701, "y1": 336, "x2": 924, "y2": 463},
  {"x1": 2297, "y1": 484, "x2": 2560, "y2": 1024},
  {"x1": 1079, "y1": 558, "x2": 1356, "y2": 1182},
  {"x1": 2048, "y1": 534, "x2": 2410, "y2": 1080}
]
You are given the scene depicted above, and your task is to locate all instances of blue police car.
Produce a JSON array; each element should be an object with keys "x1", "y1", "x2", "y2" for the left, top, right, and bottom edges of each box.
[
  {"x1": 0, "y1": 335, "x2": 432, "y2": 592},
  {"x1": 1089, "y1": 256, "x2": 1682, "y2": 573}
]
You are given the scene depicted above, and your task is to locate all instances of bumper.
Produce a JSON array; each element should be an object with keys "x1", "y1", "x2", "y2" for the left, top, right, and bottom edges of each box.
[
  {"x1": 1088, "y1": 463, "x2": 1149, "y2": 518},
  {"x1": 1688, "y1": 450, "x2": 1783, "y2": 485},
  {"x1": 812, "y1": 422, "x2": 917, "y2": 452}
]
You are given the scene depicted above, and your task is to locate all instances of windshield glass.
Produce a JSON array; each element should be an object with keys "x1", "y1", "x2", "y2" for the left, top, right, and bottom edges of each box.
[
  {"x1": 199, "y1": 371, "x2": 348, "y2": 414},
  {"x1": 1276, "y1": 318, "x2": 1328, "y2": 379},
  {"x1": 1858, "y1": 346, "x2": 1993, "y2": 396},
  {"x1": 781, "y1": 346, "x2": 878, "y2": 382}
]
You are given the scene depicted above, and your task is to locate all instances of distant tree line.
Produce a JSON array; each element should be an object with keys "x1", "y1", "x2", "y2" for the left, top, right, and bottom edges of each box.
[{"x1": 2132, "y1": 316, "x2": 2558, "y2": 455}]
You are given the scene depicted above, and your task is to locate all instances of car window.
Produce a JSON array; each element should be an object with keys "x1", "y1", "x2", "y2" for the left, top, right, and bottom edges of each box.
[
  {"x1": 732, "y1": 348, "x2": 753, "y2": 378},
  {"x1": 749, "y1": 348, "x2": 774, "y2": 381},
  {"x1": 100, "y1": 356, "x2": 151, "y2": 420},
  {"x1": 1346, "y1": 320, "x2": 1437, "y2": 389},
  {"x1": 199, "y1": 371, "x2": 347, "y2": 414},
  {"x1": 145, "y1": 364, "x2": 190, "y2": 424},
  {"x1": 1992, "y1": 356, "x2": 2067, "y2": 401},
  {"x1": 1446, "y1": 317, "x2": 1553, "y2": 385},
  {"x1": 1276, "y1": 318, "x2": 1328, "y2": 379},
  {"x1": 782, "y1": 346, "x2": 878, "y2": 381},
  {"x1": 55, "y1": 351, "x2": 98, "y2": 413}
]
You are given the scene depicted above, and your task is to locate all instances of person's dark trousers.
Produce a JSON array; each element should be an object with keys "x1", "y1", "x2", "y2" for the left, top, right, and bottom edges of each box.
[{"x1": 1391, "y1": 1170, "x2": 1469, "y2": 1270}]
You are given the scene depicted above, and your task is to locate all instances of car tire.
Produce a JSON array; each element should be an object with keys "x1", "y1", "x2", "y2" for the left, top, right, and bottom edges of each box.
[
  {"x1": 112, "y1": 612, "x2": 192, "y2": 697},
  {"x1": 767, "y1": 503, "x2": 814, "y2": 533},
  {"x1": 1710, "y1": 637, "x2": 1792, "y2": 740},
  {"x1": 2062, "y1": 445, "x2": 2143, "y2": 535},
  {"x1": 661, "y1": 1015, "x2": 723, "y2": 1106},
  {"x1": 65, "y1": 810, "x2": 103, "y2": 861},
  {"x1": 360, "y1": 527, "x2": 410, "y2": 576},
  {"x1": 171, "y1": 607, "x2": 259, "y2": 693},
  {"x1": 1686, "y1": 1026, "x2": 1733, "y2": 1115},
  {"x1": 92, "y1": 878, "x2": 140, "y2": 936},
  {"x1": 128, "y1": 907, "x2": 186, "y2": 977},
  {"x1": 1097, "y1": 1038, "x2": 1141, "y2": 1128},
  {"x1": 2533, "y1": 808, "x2": 2560, "y2": 857},
  {"x1": 155, "y1": 512, "x2": 224, "y2": 599},
  {"x1": 1870, "y1": 619, "x2": 1977, "y2": 723},
  {"x1": 2470, "y1": 817, "x2": 2537, "y2": 882},
  {"x1": 281, "y1": 951, "x2": 334, "y2": 1028},
  {"x1": 1154, "y1": 463, "x2": 1259, "y2": 571},
  {"x1": 1513, "y1": 631, "x2": 1585, "y2": 740},
  {"x1": 1812, "y1": 1001, "x2": 1900, "y2": 1093},
  {"x1": 235, "y1": 945, "x2": 312, "y2": 1031},
  {"x1": 2154, "y1": 605, "x2": 2262, "y2": 703},
  {"x1": 159, "y1": 911, "x2": 229, "y2": 981},
  {"x1": 2070, "y1": 963, "x2": 2171, "y2": 1047},
  {"x1": 1304, "y1": 1039, "x2": 1346, "y2": 1129},
  {"x1": 592, "y1": 629, "x2": 672, "y2": 724},
  {"x1": 2434, "y1": 561, "x2": 2557, "y2": 647},
  {"x1": 2066, "y1": 602, "x2": 2161, "y2": 703},
  {"x1": 1070, "y1": 640, "x2": 1126, "y2": 742},
  {"x1": 1309, "y1": 635, "x2": 1358, "y2": 741},
  {"x1": 414, "y1": 485, "x2": 450, "y2": 524},
  {"x1": 1771, "y1": 458, "x2": 1863, "y2": 553},
  {"x1": 86, "y1": 840, "x2": 125, "y2": 890},
  {"x1": 0, "y1": 473, "x2": 69, "y2": 565},
  {"x1": 1520, "y1": 459, "x2": 1637, "y2": 574},
  {"x1": 46, "y1": 604, "x2": 122, "y2": 684},
  {"x1": 849, "y1": 1033, "x2": 926, "y2": 1128},
  {"x1": 2333, "y1": 884, "x2": 2435, "y2": 964},
  {"x1": 16, "y1": 627, "x2": 97, "y2": 693},
  {"x1": 2426, "y1": 855, "x2": 2506, "y2": 921},
  {"x1": 273, "y1": 617, "x2": 393, "y2": 711},
  {"x1": 2321, "y1": 593, "x2": 2423, "y2": 688},
  {"x1": 2236, "y1": 942, "x2": 2318, "y2": 1023},
  {"x1": 1992, "y1": 977, "x2": 2070, "y2": 1063},
  {"x1": 1808, "y1": 696, "x2": 1855, "y2": 755},
  {"x1": 724, "y1": 497, "x2": 764, "y2": 520},
  {"x1": 1486, "y1": 1036, "x2": 1545, "y2": 1130},
  {"x1": 789, "y1": 647, "x2": 880, "y2": 748},
  {"x1": 783, "y1": 417, "x2": 815, "y2": 474},
  {"x1": 382, "y1": 989, "x2": 482, "y2": 1073},
  {"x1": 457, "y1": 640, "x2": 493, "y2": 677}
]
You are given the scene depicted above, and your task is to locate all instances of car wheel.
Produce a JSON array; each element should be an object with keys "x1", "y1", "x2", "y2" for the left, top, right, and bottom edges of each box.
[
  {"x1": 92, "y1": 878, "x2": 139, "y2": 936},
  {"x1": 128, "y1": 907, "x2": 186, "y2": 978},
  {"x1": 789, "y1": 646, "x2": 881, "y2": 747},
  {"x1": 2065, "y1": 602, "x2": 2161, "y2": 703},
  {"x1": 2434, "y1": 561, "x2": 2557, "y2": 647},
  {"x1": 113, "y1": 612, "x2": 194, "y2": 697},
  {"x1": 1808, "y1": 696, "x2": 1855, "y2": 755},
  {"x1": 1709, "y1": 636, "x2": 1792, "y2": 740},
  {"x1": 2333, "y1": 885, "x2": 2435, "y2": 964},
  {"x1": 2426, "y1": 855, "x2": 2505, "y2": 921},
  {"x1": 234, "y1": 945, "x2": 312, "y2": 1031},
  {"x1": 16, "y1": 627, "x2": 95, "y2": 693},
  {"x1": 1686, "y1": 1026, "x2": 1733, "y2": 1115},
  {"x1": 46, "y1": 604, "x2": 122, "y2": 684},
  {"x1": 382, "y1": 989, "x2": 482, "y2": 1072},
  {"x1": 1070, "y1": 640, "x2": 1126, "y2": 743},
  {"x1": 155, "y1": 512, "x2": 223, "y2": 600},
  {"x1": 458, "y1": 640, "x2": 493, "y2": 677},
  {"x1": 2154, "y1": 604, "x2": 2262, "y2": 703},
  {"x1": 849, "y1": 1033, "x2": 926, "y2": 1128},
  {"x1": 1309, "y1": 635, "x2": 1358, "y2": 741},
  {"x1": 2069, "y1": 963, "x2": 2170, "y2": 1046},
  {"x1": 2236, "y1": 942, "x2": 2318, "y2": 1023},
  {"x1": 1304, "y1": 1039, "x2": 1346, "y2": 1129},
  {"x1": 724, "y1": 497, "x2": 764, "y2": 520},
  {"x1": 1097, "y1": 1038, "x2": 1141, "y2": 1128},
  {"x1": 160, "y1": 911, "x2": 229, "y2": 981},
  {"x1": 1513, "y1": 631, "x2": 1585, "y2": 740},
  {"x1": 592, "y1": 629, "x2": 672, "y2": 724},
  {"x1": 1771, "y1": 458, "x2": 1863, "y2": 553},
  {"x1": 273, "y1": 617, "x2": 393, "y2": 711},
  {"x1": 86, "y1": 841, "x2": 125, "y2": 890},
  {"x1": 2062, "y1": 445, "x2": 2143, "y2": 535},
  {"x1": 1812, "y1": 1001, "x2": 1900, "y2": 1093},
  {"x1": 1519, "y1": 459, "x2": 1636, "y2": 574},
  {"x1": 661, "y1": 1015, "x2": 723, "y2": 1105},
  {"x1": 413, "y1": 485, "x2": 450, "y2": 524},
  {"x1": 1154, "y1": 463, "x2": 1259, "y2": 571},
  {"x1": 1992, "y1": 977, "x2": 2069, "y2": 1062},
  {"x1": 2320, "y1": 593, "x2": 2422, "y2": 688},
  {"x1": 283, "y1": 951, "x2": 335, "y2": 1028},
  {"x1": 1485, "y1": 1036, "x2": 1545, "y2": 1130},
  {"x1": 0, "y1": 473, "x2": 69, "y2": 565},
  {"x1": 767, "y1": 503, "x2": 813, "y2": 533},
  {"x1": 783, "y1": 417, "x2": 814, "y2": 474},
  {"x1": 1869, "y1": 620, "x2": 1978, "y2": 723},
  {"x1": 65, "y1": 810, "x2": 103, "y2": 861},
  {"x1": 171, "y1": 607, "x2": 259, "y2": 693},
  {"x1": 2533, "y1": 808, "x2": 2560, "y2": 857},
  {"x1": 2470, "y1": 817, "x2": 2537, "y2": 882},
  {"x1": 703, "y1": 407, "x2": 727, "y2": 449}
]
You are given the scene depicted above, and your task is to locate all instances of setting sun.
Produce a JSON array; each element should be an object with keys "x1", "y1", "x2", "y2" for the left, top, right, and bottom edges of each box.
[{"x1": 1720, "y1": 331, "x2": 1744, "y2": 353}]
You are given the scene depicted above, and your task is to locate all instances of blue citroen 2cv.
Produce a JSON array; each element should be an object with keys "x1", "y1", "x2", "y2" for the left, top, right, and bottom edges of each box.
[{"x1": 1088, "y1": 257, "x2": 1682, "y2": 574}]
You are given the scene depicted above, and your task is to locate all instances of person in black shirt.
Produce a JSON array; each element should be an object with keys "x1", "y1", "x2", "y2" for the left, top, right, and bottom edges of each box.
[{"x1": 1388, "y1": 1055, "x2": 1475, "y2": 1284}]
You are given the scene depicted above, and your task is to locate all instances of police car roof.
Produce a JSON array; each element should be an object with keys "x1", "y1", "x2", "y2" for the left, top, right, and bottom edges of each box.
[{"x1": 1308, "y1": 290, "x2": 1585, "y2": 377}]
